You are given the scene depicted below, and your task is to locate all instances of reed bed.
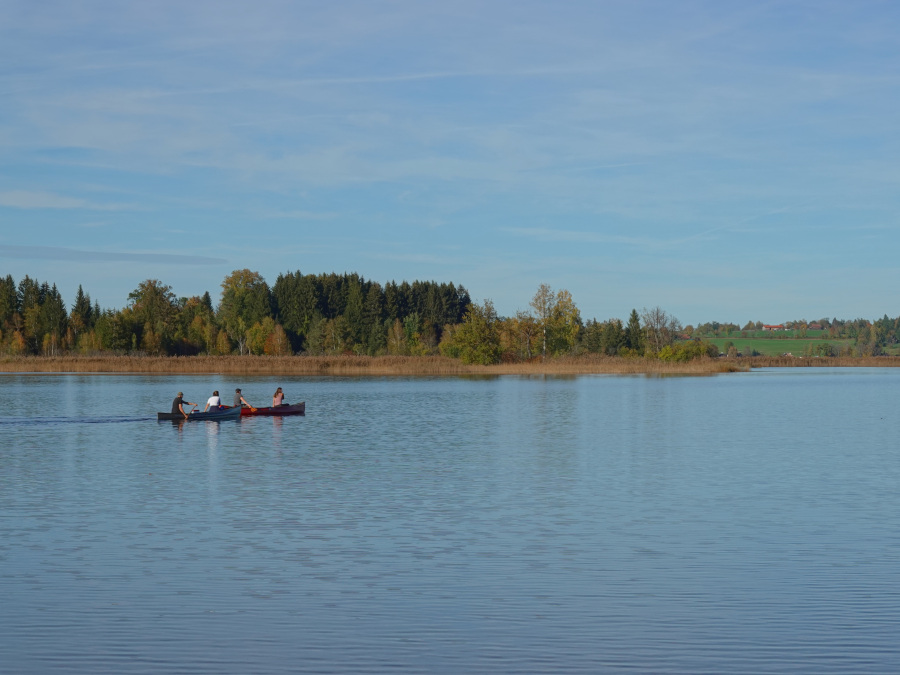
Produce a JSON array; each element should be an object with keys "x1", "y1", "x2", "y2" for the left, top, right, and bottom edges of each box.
[
  {"x1": 736, "y1": 355, "x2": 900, "y2": 368},
  {"x1": 0, "y1": 354, "x2": 749, "y2": 376}
]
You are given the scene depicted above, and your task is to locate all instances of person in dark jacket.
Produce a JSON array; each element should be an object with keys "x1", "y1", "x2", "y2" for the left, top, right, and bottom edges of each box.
[{"x1": 171, "y1": 392, "x2": 196, "y2": 419}]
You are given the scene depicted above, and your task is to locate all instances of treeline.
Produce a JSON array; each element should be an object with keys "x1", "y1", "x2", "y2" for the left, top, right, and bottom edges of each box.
[
  {"x1": 12, "y1": 266, "x2": 897, "y2": 362},
  {"x1": 0, "y1": 271, "x2": 720, "y2": 363},
  {"x1": 0, "y1": 270, "x2": 470, "y2": 357},
  {"x1": 692, "y1": 316, "x2": 900, "y2": 356},
  {"x1": 693, "y1": 318, "x2": 875, "y2": 339},
  {"x1": 442, "y1": 290, "x2": 715, "y2": 364}
]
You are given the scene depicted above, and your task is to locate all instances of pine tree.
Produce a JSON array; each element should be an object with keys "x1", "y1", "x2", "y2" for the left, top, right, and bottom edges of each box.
[
  {"x1": 0, "y1": 274, "x2": 17, "y2": 327},
  {"x1": 71, "y1": 284, "x2": 93, "y2": 336},
  {"x1": 625, "y1": 309, "x2": 644, "y2": 354}
]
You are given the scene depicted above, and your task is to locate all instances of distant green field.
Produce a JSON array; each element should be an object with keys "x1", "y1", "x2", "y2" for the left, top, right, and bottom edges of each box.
[
  {"x1": 702, "y1": 337, "x2": 854, "y2": 357},
  {"x1": 704, "y1": 329, "x2": 829, "y2": 340}
]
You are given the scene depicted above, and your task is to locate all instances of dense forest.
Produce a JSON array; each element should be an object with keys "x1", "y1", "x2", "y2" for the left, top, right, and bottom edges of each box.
[
  {"x1": 0, "y1": 270, "x2": 470, "y2": 358},
  {"x1": 2, "y1": 269, "x2": 895, "y2": 364}
]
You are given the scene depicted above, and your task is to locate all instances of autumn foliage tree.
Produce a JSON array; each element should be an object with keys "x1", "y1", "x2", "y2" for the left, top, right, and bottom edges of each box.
[
  {"x1": 219, "y1": 269, "x2": 273, "y2": 355},
  {"x1": 445, "y1": 299, "x2": 501, "y2": 365},
  {"x1": 529, "y1": 284, "x2": 582, "y2": 358}
]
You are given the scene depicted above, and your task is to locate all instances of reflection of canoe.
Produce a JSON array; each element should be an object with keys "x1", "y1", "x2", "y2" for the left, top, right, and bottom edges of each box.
[
  {"x1": 157, "y1": 406, "x2": 242, "y2": 421},
  {"x1": 240, "y1": 402, "x2": 305, "y2": 416}
]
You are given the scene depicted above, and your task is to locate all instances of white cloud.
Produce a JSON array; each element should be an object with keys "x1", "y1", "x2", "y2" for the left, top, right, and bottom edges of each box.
[
  {"x1": 503, "y1": 226, "x2": 670, "y2": 249},
  {"x1": 0, "y1": 190, "x2": 133, "y2": 211},
  {"x1": 0, "y1": 245, "x2": 226, "y2": 265}
]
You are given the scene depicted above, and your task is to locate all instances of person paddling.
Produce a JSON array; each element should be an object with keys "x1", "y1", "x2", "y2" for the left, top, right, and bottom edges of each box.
[
  {"x1": 273, "y1": 387, "x2": 284, "y2": 407},
  {"x1": 233, "y1": 388, "x2": 253, "y2": 409},
  {"x1": 171, "y1": 392, "x2": 196, "y2": 419},
  {"x1": 204, "y1": 390, "x2": 222, "y2": 412}
]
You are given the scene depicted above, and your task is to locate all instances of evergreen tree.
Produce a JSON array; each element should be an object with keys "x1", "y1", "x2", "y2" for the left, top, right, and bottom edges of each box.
[
  {"x1": 0, "y1": 274, "x2": 17, "y2": 327},
  {"x1": 582, "y1": 319, "x2": 603, "y2": 353},
  {"x1": 40, "y1": 284, "x2": 68, "y2": 348},
  {"x1": 451, "y1": 284, "x2": 471, "y2": 323},
  {"x1": 362, "y1": 283, "x2": 385, "y2": 354},
  {"x1": 600, "y1": 319, "x2": 626, "y2": 355},
  {"x1": 273, "y1": 271, "x2": 320, "y2": 341},
  {"x1": 344, "y1": 276, "x2": 365, "y2": 345},
  {"x1": 318, "y1": 273, "x2": 345, "y2": 319},
  {"x1": 17, "y1": 276, "x2": 42, "y2": 312},
  {"x1": 17, "y1": 277, "x2": 44, "y2": 352},
  {"x1": 624, "y1": 309, "x2": 644, "y2": 354},
  {"x1": 71, "y1": 284, "x2": 93, "y2": 336},
  {"x1": 384, "y1": 281, "x2": 400, "y2": 322},
  {"x1": 423, "y1": 284, "x2": 441, "y2": 328},
  {"x1": 397, "y1": 281, "x2": 411, "y2": 319}
]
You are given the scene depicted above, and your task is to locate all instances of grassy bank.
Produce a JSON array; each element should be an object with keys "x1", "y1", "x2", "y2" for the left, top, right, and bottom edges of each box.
[
  {"x1": 705, "y1": 337, "x2": 854, "y2": 357},
  {"x1": 0, "y1": 354, "x2": 748, "y2": 376}
]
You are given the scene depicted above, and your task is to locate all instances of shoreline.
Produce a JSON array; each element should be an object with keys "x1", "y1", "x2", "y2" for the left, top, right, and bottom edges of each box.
[
  {"x1": 2, "y1": 354, "x2": 898, "y2": 376},
  {"x1": 1, "y1": 354, "x2": 743, "y2": 376}
]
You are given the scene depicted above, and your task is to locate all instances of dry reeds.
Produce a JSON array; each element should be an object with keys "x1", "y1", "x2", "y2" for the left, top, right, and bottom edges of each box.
[
  {"x1": 0, "y1": 354, "x2": 749, "y2": 376},
  {"x1": 736, "y1": 355, "x2": 900, "y2": 368}
]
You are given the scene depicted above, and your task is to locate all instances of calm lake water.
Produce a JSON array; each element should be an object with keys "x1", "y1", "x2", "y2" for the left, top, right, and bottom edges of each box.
[{"x1": 2, "y1": 368, "x2": 899, "y2": 673}]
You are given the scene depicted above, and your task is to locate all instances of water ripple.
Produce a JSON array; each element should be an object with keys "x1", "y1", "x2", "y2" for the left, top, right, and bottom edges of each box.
[{"x1": 2, "y1": 371, "x2": 900, "y2": 673}]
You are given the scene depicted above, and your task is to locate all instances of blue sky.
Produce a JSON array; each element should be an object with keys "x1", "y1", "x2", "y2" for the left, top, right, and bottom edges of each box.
[{"x1": 1, "y1": 1, "x2": 899, "y2": 326}]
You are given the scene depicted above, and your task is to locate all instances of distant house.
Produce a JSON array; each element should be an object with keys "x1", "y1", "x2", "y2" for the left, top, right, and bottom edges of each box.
[
  {"x1": 809, "y1": 323, "x2": 822, "y2": 330},
  {"x1": 763, "y1": 324, "x2": 785, "y2": 331}
]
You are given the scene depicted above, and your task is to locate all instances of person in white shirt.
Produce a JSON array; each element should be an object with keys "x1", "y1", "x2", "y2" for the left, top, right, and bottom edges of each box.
[{"x1": 204, "y1": 390, "x2": 222, "y2": 412}]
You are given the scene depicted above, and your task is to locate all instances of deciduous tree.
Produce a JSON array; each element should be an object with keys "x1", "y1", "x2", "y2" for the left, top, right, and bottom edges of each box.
[
  {"x1": 641, "y1": 306, "x2": 681, "y2": 354},
  {"x1": 549, "y1": 288, "x2": 581, "y2": 355},
  {"x1": 264, "y1": 323, "x2": 292, "y2": 355},
  {"x1": 219, "y1": 269, "x2": 272, "y2": 355},
  {"x1": 530, "y1": 284, "x2": 554, "y2": 359},
  {"x1": 127, "y1": 279, "x2": 177, "y2": 352},
  {"x1": 453, "y1": 299, "x2": 501, "y2": 365}
]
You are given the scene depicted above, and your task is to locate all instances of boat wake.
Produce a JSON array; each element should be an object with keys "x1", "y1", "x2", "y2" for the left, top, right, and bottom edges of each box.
[{"x1": 0, "y1": 416, "x2": 153, "y2": 426}]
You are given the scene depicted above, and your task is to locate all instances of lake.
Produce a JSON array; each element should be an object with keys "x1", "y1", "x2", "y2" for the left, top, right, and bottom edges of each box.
[{"x1": 2, "y1": 368, "x2": 899, "y2": 673}]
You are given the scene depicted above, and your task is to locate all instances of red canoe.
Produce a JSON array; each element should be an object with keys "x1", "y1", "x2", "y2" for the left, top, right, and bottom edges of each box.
[{"x1": 239, "y1": 401, "x2": 306, "y2": 416}]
